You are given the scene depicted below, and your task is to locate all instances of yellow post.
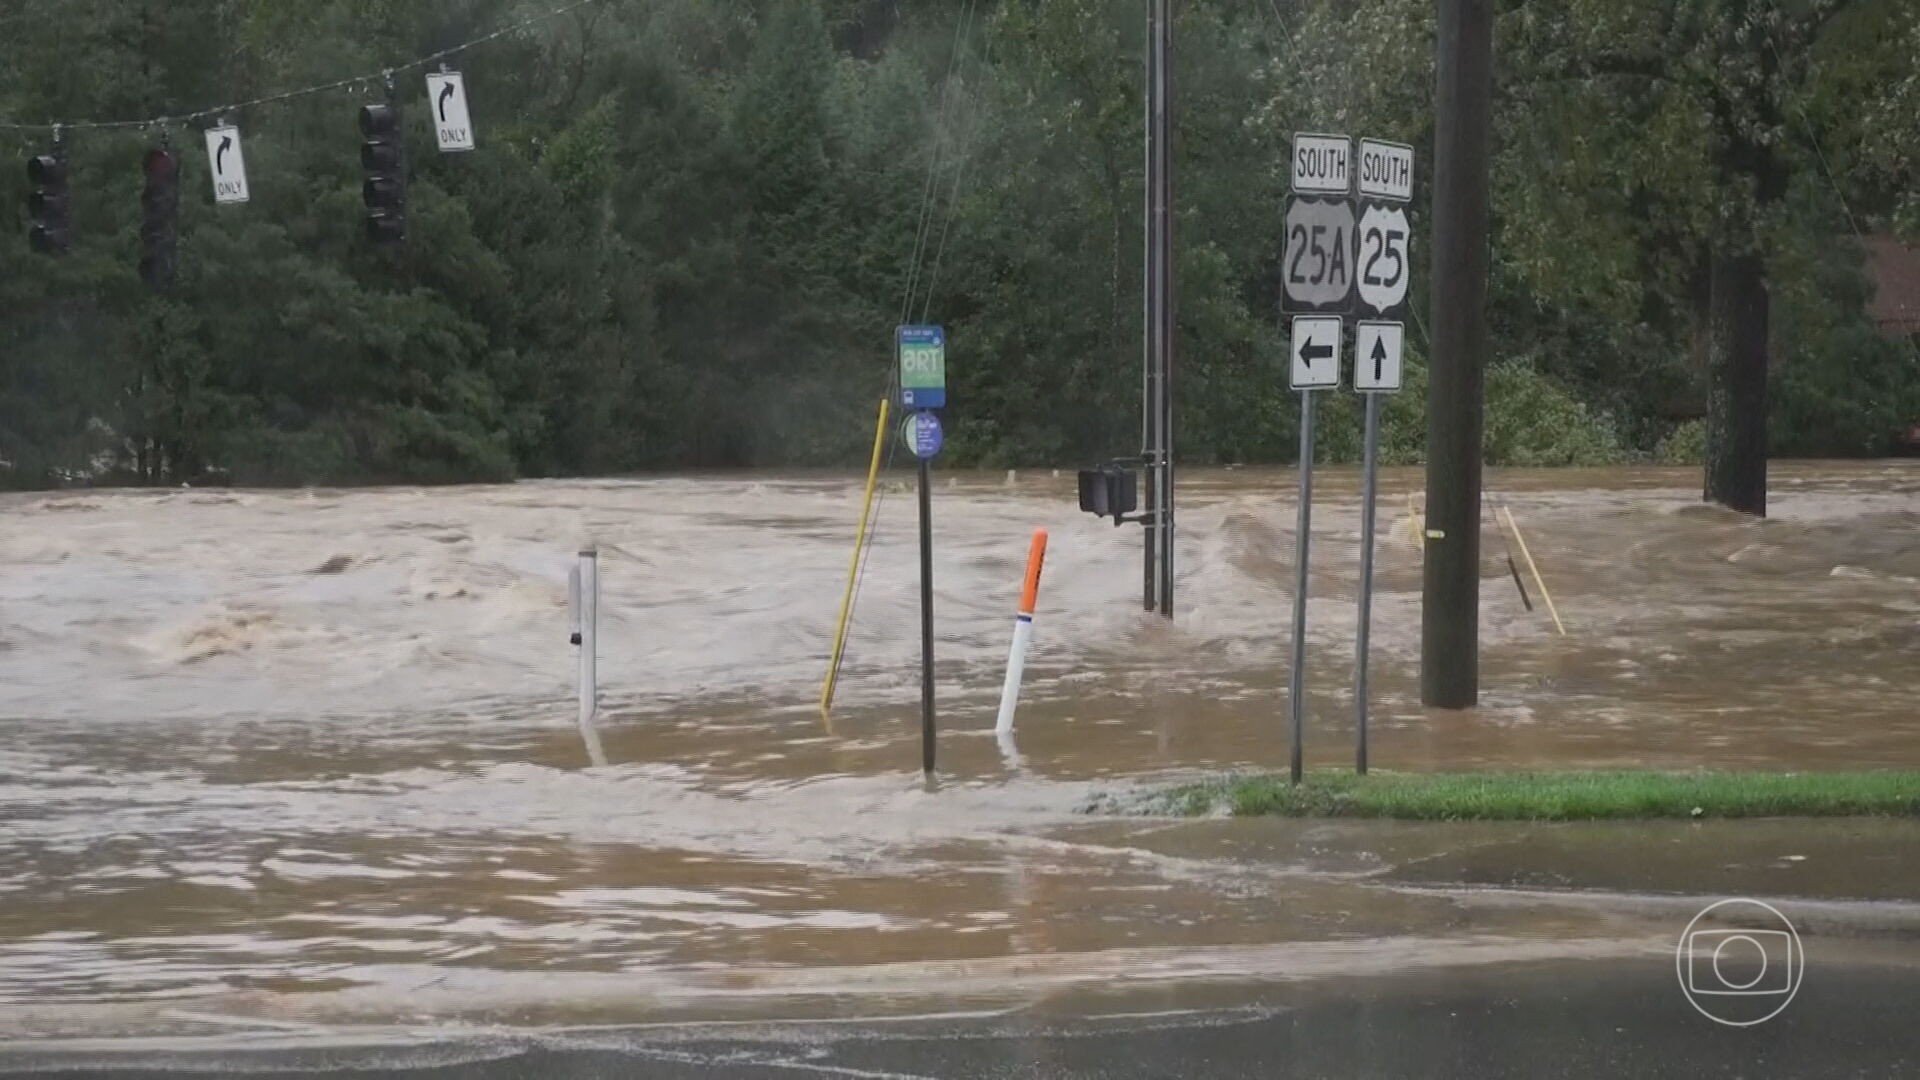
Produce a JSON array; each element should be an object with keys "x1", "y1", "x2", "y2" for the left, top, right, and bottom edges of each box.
[
  {"x1": 820, "y1": 398, "x2": 892, "y2": 716},
  {"x1": 1500, "y1": 505, "x2": 1566, "y2": 636}
]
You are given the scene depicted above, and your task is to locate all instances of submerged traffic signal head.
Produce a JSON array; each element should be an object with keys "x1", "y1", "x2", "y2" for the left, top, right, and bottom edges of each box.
[
  {"x1": 1078, "y1": 464, "x2": 1139, "y2": 523},
  {"x1": 140, "y1": 147, "x2": 181, "y2": 290},
  {"x1": 359, "y1": 102, "x2": 406, "y2": 244},
  {"x1": 27, "y1": 151, "x2": 71, "y2": 255}
]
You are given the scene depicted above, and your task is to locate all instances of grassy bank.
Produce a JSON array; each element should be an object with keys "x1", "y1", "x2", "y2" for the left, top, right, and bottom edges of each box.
[{"x1": 1154, "y1": 770, "x2": 1920, "y2": 821}]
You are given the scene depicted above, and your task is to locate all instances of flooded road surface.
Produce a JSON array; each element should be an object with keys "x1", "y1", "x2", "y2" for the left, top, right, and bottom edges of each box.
[{"x1": 2, "y1": 462, "x2": 1919, "y2": 1040}]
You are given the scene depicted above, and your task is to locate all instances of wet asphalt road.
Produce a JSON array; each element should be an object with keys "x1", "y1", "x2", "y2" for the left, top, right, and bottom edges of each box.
[{"x1": 10, "y1": 959, "x2": 1914, "y2": 1078}]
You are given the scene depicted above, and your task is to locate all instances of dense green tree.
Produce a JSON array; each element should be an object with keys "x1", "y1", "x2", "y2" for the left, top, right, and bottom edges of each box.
[
  {"x1": 1496, "y1": 0, "x2": 1916, "y2": 513},
  {"x1": 0, "y1": 0, "x2": 1913, "y2": 490}
]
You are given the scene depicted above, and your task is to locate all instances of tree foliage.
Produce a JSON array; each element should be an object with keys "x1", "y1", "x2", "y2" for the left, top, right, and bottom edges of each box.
[{"x1": 1, "y1": 0, "x2": 1914, "y2": 489}]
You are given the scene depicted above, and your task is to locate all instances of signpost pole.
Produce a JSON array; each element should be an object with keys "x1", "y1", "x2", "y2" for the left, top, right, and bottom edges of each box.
[
  {"x1": 917, "y1": 452, "x2": 935, "y2": 777},
  {"x1": 1140, "y1": 0, "x2": 1158, "y2": 615},
  {"x1": 1289, "y1": 389, "x2": 1317, "y2": 785},
  {"x1": 1352, "y1": 134, "x2": 1413, "y2": 771},
  {"x1": 1153, "y1": 0, "x2": 1176, "y2": 620},
  {"x1": 896, "y1": 325, "x2": 946, "y2": 777},
  {"x1": 1140, "y1": 0, "x2": 1175, "y2": 618},
  {"x1": 1281, "y1": 129, "x2": 1355, "y2": 785},
  {"x1": 1355, "y1": 392, "x2": 1381, "y2": 774}
]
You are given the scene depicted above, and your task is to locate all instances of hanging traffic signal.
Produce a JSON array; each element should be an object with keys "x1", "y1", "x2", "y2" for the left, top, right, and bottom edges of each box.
[
  {"x1": 1077, "y1": 463, "x2": 1140, "y2": 523},
  {"x1": 27, "y1": 149, "x2": 71, "y2": 255},
  {"x1": 359, "y1": 102, "x2": 406, "y2": 244},
  {"x1": 139, "y1": 147, "x2": 181, "y2": 290}
]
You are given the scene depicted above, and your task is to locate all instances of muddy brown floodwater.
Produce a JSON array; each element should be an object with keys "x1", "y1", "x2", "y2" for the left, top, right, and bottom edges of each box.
[{"x1": 2, "y1": 462, "x2": 1919, "y2": 1042}]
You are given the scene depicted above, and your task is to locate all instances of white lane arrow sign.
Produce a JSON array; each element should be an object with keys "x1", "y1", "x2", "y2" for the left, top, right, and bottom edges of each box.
[
  {"x1": 203, "y1": 125, "x2": 249, "y2": 204},
  {"x1": 425, "y1": 72, "x2": 475, "y2": 152},
  {"x1": 1289, "y1": 315, "x2": 1342, "y2": 390},
  {"x1": 1354, "y1": 321, "x2": 1404, "y2": 393}
]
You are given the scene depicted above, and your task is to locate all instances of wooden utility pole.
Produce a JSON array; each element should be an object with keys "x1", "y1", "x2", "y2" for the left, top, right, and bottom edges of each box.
[
  {"x1": 1704, "y1": 250, "x2": 1770, "y2": 516},
  {"x1": 1421, "y1": 0, "x2": 1492, "y2": 709}
]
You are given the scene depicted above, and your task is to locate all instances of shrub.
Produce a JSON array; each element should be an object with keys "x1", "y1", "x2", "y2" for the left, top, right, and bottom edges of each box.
[
  {"x1": 1484, "y1": 361, "x2": 1630, "y2": 466},
  {"x1": 1656, "y1": 418, "x2": 1706, "y2": 464}
]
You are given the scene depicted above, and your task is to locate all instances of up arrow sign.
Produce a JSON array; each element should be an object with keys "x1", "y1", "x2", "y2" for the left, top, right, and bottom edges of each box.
[{"x1": 1354, "y1": 321, "x2": 1404, "y2": 393}]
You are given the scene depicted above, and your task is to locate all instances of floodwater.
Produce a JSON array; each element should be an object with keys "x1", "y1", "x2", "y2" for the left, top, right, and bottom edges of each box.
[{"x1": 2, "y1": 462, "x2": 1919, "y2": 1040}]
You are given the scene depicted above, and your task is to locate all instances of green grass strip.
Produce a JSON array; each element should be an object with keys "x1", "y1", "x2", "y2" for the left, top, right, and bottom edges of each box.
[{"x1": 1152, "y1": 770, "x2": 1920, "y2": 821}]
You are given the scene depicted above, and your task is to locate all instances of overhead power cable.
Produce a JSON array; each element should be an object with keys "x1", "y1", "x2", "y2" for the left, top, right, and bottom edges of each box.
[
  {"x1": 897, "y1": 0, "x2": 979, "y2": 327},
  {"x1": 851, "y1": 3, "x2": 986, "y2": 668},
  {"x1": 0, "y1": 0, "x2": 608, "y2": 133},
  {"x1": 917, "y1": 24, "x2": 995, "y2": 325}
]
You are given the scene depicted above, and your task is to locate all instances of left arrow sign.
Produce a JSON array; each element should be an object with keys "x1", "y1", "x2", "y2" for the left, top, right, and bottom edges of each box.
[{"x1": 1289, "y1": 315, "x2": 1342, "y2": 390}]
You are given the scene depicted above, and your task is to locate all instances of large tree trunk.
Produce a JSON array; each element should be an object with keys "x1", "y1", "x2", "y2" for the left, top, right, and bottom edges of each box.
[{"x1": 1703, "y1": 248, "x2": 1769, "y2": 516}]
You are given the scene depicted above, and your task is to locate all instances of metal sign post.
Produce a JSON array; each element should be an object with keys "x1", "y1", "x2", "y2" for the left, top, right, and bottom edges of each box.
[
  {"x1": 1282, "y1": 130, "x2": 1354, "y2": 786},
  {"x1": 916, "y1": 438, "x2": 936, "y2": 776},
  {"x1": 1352, "y1": 137, "x2": 1414, "y2": 774},
  {"x1": 1141, "y1": 0, "x2": 1176, "y2": 620},
  {"x1": 1353, "y1": 323, "x2": 1405, "y2": 774},
  {"x1": 1354, "y1": 390, "x2": 1382, "y2": 775},
  {"x1": 906, "y1": 410, "x2": 943, "y2": 776},
  {"x1": 1289, "y1": 388, "x2": 1316, "y2": 785},
  {"x1": 1359, "y1": 322, "x2": 1405, "y2": 768},
  {"x1": 898, "y1": 326, "x2": 946, "y2": 777},
  {"x1": 1287, "y1": 314, "x2": 1341, "y2": 784}
]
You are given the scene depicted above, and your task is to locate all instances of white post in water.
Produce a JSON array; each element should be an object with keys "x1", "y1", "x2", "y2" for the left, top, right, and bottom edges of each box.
[
  {"x1": 574, "y1": 547, "x2": 607, "y2": 767},
  {"x1": 568, "y1": 563, "x2": 582, "y2": 643},
  {"x1": 995, "y1": 529, "x2": 1049, "y2": 736}
]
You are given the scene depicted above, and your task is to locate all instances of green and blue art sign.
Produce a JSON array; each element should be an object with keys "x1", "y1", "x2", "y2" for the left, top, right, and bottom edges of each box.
[{"x1": 897, "y1": 325, "x2": 945, "y2": 409}]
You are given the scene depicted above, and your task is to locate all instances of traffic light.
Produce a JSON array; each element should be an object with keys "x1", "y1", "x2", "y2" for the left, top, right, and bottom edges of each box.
[
  {"x1": 140, "y1": 147, "x2": 181, "y2": 290},
  {"x1": 359, "y1": 102, "x2": 406, "y2": 244},
  {"x1": 1077, "y1": 464, "x2": 1139, "y2": 524},
  {"x1": 27, "y1": 149, "x2": 71, "y2": 255}
]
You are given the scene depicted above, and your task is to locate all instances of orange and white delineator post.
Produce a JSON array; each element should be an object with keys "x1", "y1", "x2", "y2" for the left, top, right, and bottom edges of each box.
[{"x1": 994, "y1": 529, "x2": 1050, "y2": 735}]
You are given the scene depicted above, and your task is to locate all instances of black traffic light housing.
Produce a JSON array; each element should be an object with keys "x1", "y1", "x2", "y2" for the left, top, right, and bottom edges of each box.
[
  {"x1": 140, "y1": 146, "x2": 181, "y2": 290},
  {"x1": 27, "y1": 147, "x2": 71, "y2": 255},
  {"x1": 1078, "y1": 463, "x2": 1140, "y2": 524},
  {"x1": 359, "y1": 101, "x2": 406, "y2": 244}
]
